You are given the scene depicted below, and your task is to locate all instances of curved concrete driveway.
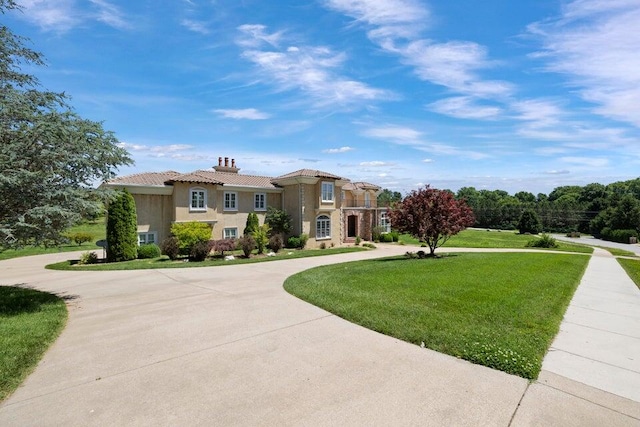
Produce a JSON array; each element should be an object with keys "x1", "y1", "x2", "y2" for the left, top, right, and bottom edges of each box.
[{"x1": 0, "y1": 246, "x2": 638, "y2": 426}]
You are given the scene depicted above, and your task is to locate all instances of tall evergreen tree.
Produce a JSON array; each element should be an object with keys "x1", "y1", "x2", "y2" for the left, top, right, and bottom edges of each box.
[{"x1": 106, "y1": 190, "x2": 138, "y2": 262}]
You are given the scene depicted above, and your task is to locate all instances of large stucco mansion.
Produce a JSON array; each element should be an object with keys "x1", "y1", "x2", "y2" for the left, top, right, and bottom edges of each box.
[{"x1": 105, "y1": 157, "x2": 391, "y2": 249}]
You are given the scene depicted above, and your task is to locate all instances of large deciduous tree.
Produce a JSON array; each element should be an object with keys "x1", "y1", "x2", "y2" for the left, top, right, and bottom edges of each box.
[
  {"x1": 389, "y1": 186, "x2": 474, "y2": 257},
  {"x1": 0, "y1": 1, "x2": 131, "y2": 248}
]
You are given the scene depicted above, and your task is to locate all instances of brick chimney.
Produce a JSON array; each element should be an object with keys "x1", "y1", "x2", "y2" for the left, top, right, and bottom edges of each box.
[{"x1": 214, "y1": 156, "x2": 240, "y2": 174}]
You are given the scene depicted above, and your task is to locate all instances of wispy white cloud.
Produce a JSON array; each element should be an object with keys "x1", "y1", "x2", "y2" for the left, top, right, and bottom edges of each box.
[
  {"x1": 181, "y1": 19, "x2": 210, "y2": 35},
  {"x1": 117, "y1": 142, "x2": 193, "y2": 153},
  {"x1": 323, "y1": 0, "x2": 429, "y2": 40},
  {"x1": 17, "y1": 0, "x2": 130, "y2": 31},
  {"x1": 544, "y1": 169, "x2": 570, "y2": 175},
  {"x1": 363, "y1": 124, "x2": 489, "y2": 159},
  {"x1": 360, "y1": 161, "x2": 393, "y2": 167},
  {"x1": 529, "y1": 0, "x2": 640, "y2": 127},
  {"x1": 90, "y1": 0, "x2": 130, "y2": 30},
  {"x1": 560, "y1": 156, "x2": 609, "y2": 168},
  {"x1": 237, "y1": 24, "x2": 284, "y2": 48},
  {"x1": 16, "y1": 0, "x2": 79, "y2": 32},
  {"x1": 428, "y1": 96, "x2": 502, "y2": 120},
  {"x1": 422, "y1": 158, "x2": 433, "y2": 163},
  {"x1": 323, "y1": 146, "x2": 354, "y2": 153},
  {"x1": 213, "y1": 108, "x2": 271, "y2": 120},
  {"x1": 238, "y1": 25, "x2": 394, "y2": 108}
]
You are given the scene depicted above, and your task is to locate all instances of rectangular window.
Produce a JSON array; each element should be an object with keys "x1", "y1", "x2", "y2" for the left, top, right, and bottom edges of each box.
[
  {"x1": 254, "y1": 193, "x2": 266, "y2": 211},
  {"x1": 380, "y1": 212, "x2": 391, "y2": 233},
  {"x1": 321, "y1": 181, "x2": 334, "y2": 202},
  {"x1": 138, "y1": 232, "x2": 157, "y2": 245},
  {"x1": 223, "y1": 227, "x2": 237, "y2": 239},
  {"x1": 190, "y1": 189, "x2": 206, "y2": 211},
  {"x1": 224, "y1": 191, "x2": 237, "y2": 211},
  {"x1": 364, "y1": 192, "x2": 371, "y2": 208}
]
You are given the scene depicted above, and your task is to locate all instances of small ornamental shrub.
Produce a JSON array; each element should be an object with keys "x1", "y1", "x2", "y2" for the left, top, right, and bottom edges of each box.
[
  {"x1": 212, "y1": 238, "x2": 236, "y2": 257},
  {"x1": 161, "y1": 237, "x2": 180, "y2": 260},
  {"x1": 138, "y1": 243, "x2": 161, "y2": 259},
  {"x1": 382, "y1": 233, "x2": 394, "y2": 243},
  {"x1": 268, "y1": 234, "x2": 283, "y2": 253},
  {"x1": 69, "y1": 232, "x2": 93, "y2": 246},
  {"x1": 190, "y1": 241, "x2": 211, "y2": 261},
  {"x1": 287, "y1": 236, "x2": 300, "y2": 249},
  {"x1": 371, "y1": 226, "x2": 384, "y2": 243},
  {"x1": 238, "y1": 235, "x2": 256, "y2": 257},
  {"x1": 362, "y1": 243, "x2": 376, "y2": 249},
  {"x1": 526, "y1": 234, "x2": 558, "y2": 248},
  {"x1": 170, "y1": 222, "x2": 212, "y2": 255},
  {"x1": 319, "y1": 242, "x2": 326, "y2": 249},
  {"x1": 355, "y1": 236, "x2": 361, "y2": 246},
  {"x1": 78, "y1": 251, "x2": 99, "y2": 265},
  {"x1": 390, "y1": 231, "x2": 400, "y2": 242},
  {"x1": 252, "y1": 224, "x2": 270, "y2": 254},
  {"x1": 299, "y1": 233, "x2": 308, "y2": 249}
]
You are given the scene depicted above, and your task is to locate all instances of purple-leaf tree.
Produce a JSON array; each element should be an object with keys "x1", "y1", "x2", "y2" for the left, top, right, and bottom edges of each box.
[{"x1": 389, "y1": 186, "x2": 475, "y2": 257}]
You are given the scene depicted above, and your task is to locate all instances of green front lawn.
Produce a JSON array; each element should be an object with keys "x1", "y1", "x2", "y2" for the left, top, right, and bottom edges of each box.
[
  {"x1": 398, "y1": 229, "x2": 593, "y2": 254},
  {"x1": 46, "y1": 246, "x2": 369, "y2": 271},
  {"x1": 0, "y1": 286, "x2": 68, "y2": 401},
  {"x1": 284, "y1": 252, "x2": 589, "y2": 379},
  {"x1": 0, "y1": 219, "x2": 105, "y2": 261},
  {"x1": 617, "y1": 258, "x2": 640, "y2": 290}
]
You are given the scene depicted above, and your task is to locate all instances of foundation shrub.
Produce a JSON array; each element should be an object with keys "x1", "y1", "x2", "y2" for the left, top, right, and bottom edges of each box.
[
  {"x1": 526, "y1": 234, "x2": 558, "y2": 248},
  {"x1": 78, "y1": 251, "x2": 98, "y2": 265},
  {"x1": 189, "y1": 241, "x2": 211, "y2": 261},
  {"x1": 161, "y1": 237, "x2": 180, "y2": 260},
  {"x1": 238, "y1": 235, "x2": 256, "y2": 257},
  {"x1": 268, "y1": 235, "x2": 283, "y2": 253},
  {"x1": 212, "y1": 238, "x2": 236, "y2": 257},
  {"x1": 138, "y1": 243, "x2": 161, "y2": 259}
]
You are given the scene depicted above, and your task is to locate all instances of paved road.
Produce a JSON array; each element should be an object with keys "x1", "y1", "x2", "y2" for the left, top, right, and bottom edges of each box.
[
  {"x1": 0, "y1": 246, "x2": 638, "y2": 426},
  {"x1": 553, "y1": 234, "x2": 640, "y2": 255}
]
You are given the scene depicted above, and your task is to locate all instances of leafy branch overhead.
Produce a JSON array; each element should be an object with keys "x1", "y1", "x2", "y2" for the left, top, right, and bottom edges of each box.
[{"x1": 0, "y1": 1, "x2": 132, "y2": 248}]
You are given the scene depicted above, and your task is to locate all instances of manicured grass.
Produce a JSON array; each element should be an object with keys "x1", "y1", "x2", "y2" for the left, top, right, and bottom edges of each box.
[
  {"x1": 284, "y1": 252, "x2": 589, "y2": 379},
  {"x1": 617, "y1": 258, "x2": 640, "y2": 290},
  {"x1": 0, "y1": 219, "x2": 105, "y2": 261},
  {"x1": 398, "y1": 229, "x2": 593, "y2": 254},
  {"x1": 0, "y1": 286, "x2": 68, "y2": 401},
  {"x1": 602, "y1": 247, "x2": 638, "y2": 257},
  {"x1": 46, "y1": 246, "x2": 369, "y2": 271}
]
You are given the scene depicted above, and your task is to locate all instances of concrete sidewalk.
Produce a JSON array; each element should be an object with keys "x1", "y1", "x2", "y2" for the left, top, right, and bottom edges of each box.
[
  {"x1": 540, "y1": 248, "x2": 640, "y2": 401},
  {"x1": 1, "y1": 246, "x2": 639, "y2": 425}
]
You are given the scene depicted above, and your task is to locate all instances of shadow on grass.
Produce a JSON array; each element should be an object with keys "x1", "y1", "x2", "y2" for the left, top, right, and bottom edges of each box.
[
  {"x1": 0, "y1": 285, "x2": 78, "y2": 316},
  {"x1": 374, "y1": 253, "x2": 460, "y2": 262}
]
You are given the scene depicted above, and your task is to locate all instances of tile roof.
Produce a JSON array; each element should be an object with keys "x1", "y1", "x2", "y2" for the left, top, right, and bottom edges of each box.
[
  {"x1": 175, "y1": 170, "x2": 279, "y2": 188},
  {"x1": 343, "y1": 181, "x2": 381, "y2": 191},
  {"x1": 106, "y1": 171, "x2": 182, "y2": 186},
  {"x1": 274, "y1": 169, "x2": 345, "y2": 180}
]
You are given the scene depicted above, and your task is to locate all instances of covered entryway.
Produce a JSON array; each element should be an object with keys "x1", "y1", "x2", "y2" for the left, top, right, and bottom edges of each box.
[{"x1": 347, "y1": 215, "x2": 358, "y2": 238}]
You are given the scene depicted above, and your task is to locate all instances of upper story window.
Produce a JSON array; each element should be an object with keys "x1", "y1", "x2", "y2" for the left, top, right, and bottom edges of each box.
[
  {"x1": 224, "y1": 191, "x2": 237, "y2": 211},
  {"x1": 364, "y1": 192, "x2": 371, "y2": 208},
  {"x1": 254, "y1": 193, "x2": 266, "y2": 211},
  {"x1": 321, "y1": 181, "x2": 334, "y2": 202},
  {"x1": 190, "y1": 188, "x2": 206, "y2": 211}
]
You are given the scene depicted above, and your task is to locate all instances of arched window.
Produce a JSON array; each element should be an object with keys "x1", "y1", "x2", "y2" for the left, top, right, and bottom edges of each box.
[{"x1": 316, "y1": 215, "x2": 331, "y2": 239}]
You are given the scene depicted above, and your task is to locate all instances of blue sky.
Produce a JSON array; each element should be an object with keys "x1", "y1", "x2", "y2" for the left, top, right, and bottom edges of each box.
[{"x1": 6, "y1": 0, "x2": 640, "y2": 194}]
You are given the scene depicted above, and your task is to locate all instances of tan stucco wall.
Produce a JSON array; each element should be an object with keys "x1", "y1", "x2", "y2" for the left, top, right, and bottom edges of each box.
[
  {"x1": 211, "y1": 190, "x2": 283, "y2": 239},
  {"x1": 173, "y1": 182, "x2": 219, "y2": 225},
  {"x1": 132, "y1": 194, "x2": 174, "y2": 242}
]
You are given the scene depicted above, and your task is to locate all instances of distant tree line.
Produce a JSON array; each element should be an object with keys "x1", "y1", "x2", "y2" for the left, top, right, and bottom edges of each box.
[{"x1": 379, "y1": 178, "x2": 640, "y2": 242}]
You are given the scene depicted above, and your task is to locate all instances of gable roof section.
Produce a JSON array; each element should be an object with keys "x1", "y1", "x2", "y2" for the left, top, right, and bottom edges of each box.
[
  {"x1": 274, "y1": 169, "x2": 345, "y2": 180},
  {"x1": 343, "y1": 181, "x2": 381, "y2": 191},
  {"x1": 106, "y1": 171, "x2": 181, "y2": 186}
]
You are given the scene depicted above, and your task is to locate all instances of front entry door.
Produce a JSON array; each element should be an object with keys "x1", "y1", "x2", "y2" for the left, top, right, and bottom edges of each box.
[{"x1": 347, "y1": 215, "x2": 357, "y2": 238}]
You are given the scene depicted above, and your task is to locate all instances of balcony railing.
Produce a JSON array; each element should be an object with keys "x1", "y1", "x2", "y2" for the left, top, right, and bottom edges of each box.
[{"x1": 341, "y1": 200, "x2": 377, "y2": 208}]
